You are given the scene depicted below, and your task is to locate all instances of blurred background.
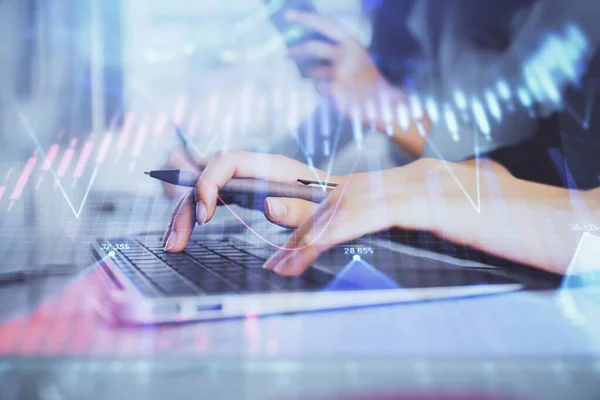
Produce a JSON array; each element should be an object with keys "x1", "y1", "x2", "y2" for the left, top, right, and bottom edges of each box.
[
  {"x1": 0, "y1": 0, "x2": 376, "y2": 272},
  {"x1": 0, "y1": 0, "x2": 367, "y2": 193}
]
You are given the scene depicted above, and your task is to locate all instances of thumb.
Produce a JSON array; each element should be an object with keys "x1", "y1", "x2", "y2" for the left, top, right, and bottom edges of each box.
[{"x1": 264, "y1": 197, "x2": 317, "y2": 228}]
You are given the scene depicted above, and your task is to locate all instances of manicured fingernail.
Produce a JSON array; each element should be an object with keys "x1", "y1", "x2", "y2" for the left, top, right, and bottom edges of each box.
[
  {"x1": 264, "y1": 251, "x2": 285, "y2": 270},
  {"x1": 272, "y1": 253, "x2": 295, "y2": 274},
  {"x1": 266, "y1": 198, "x2": 287, "y2": 220},
  {"x1": 285, "y1": 11, "x2": 297, "y2": 20},
  {"x1": 164, "y1": 231, "x2": 177, "y2": 252},
  {"x1": 196, "y1": 202, "x2": 207, "y2": 225}
]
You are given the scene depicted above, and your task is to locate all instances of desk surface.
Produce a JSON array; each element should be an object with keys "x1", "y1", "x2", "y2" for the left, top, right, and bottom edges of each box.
[{"x1": 1, "y1": 192, "x2": 600, "y2": 399}]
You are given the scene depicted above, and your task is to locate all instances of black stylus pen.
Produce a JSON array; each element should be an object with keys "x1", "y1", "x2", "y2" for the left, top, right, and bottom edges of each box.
[{"x1": 145, "y1": 169, "x2": 336, "y2": 203}]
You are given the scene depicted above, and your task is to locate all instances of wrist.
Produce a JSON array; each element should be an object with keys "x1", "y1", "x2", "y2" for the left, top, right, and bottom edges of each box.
[
  {"x1": 583, "y1": 188, "x2": 600, "y2": 216},
  {"x1": 351, "y1": 79, "x2": 406, "y2": 126},
  {"x1": 373, "y1": 86, "x2": 429, "y2": 158}
]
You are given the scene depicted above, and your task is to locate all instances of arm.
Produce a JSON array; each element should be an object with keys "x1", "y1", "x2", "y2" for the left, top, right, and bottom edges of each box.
[
  {"x1": 285, "y1": 2, "x2": 600, "y2": 162},
  {"x1": 264, "y1": 157, "x2": 600, "y2": 276},
  {"x1": 162, "y1": 151, "x2": 600, "y2": 276},
  {"x1": 285, "y1": 11, "x2": 431, "y2": 158}
]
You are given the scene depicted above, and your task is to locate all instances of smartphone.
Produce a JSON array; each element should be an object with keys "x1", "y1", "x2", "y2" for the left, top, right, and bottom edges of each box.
[{"x1": 264, "y1": 0, "x2": 336, "y2": 76}]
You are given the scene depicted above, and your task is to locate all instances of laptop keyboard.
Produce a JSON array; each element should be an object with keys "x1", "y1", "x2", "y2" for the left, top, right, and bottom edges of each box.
[{"x1": 108, "y1": 236, "x2": 333, "y2": 297}]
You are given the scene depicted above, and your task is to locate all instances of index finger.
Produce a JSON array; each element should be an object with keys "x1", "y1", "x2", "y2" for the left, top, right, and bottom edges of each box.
[
  {"x1": 285, "y1": 10, "x2": 347, "y2": 42},
  {"x1": 194, "y1": 151, "x2": 337, "y2": 225},
  {"x1": 162, "y1": 149, "x2": 210, "y2": 199}
]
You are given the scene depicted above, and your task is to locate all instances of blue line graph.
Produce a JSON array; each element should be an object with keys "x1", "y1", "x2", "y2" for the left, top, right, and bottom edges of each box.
[
  {"x1": 562, "y1": 232, "x2": 600, "y2": 289},
  {"x1": 324, "y1": 257, "x2": 401, "y2": 291}
]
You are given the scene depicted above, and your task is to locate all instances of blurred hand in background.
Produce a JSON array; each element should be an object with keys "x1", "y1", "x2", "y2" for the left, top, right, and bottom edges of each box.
[{"x1": 286, "y1": 10, "x2": 429, "y2": 158}]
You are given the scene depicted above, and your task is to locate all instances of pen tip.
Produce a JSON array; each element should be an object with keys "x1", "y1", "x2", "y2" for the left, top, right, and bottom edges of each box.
[{"x1": 144, "y1": 171, "x2": 150, "y2": 176}]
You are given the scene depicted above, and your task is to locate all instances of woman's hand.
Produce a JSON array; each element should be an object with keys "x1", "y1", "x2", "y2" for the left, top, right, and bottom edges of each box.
[
  {"x1": 162, "y1": 151, "x2": 342, "y2": 252},
  {"x1": 285, "y1": 10, "x2": 428, "y2": 157},
  {"x1": 286, "y1": 11, "x2": 398, "y2": 117},
  {"x1": 162, "y1": 151, "x2": 599, "y2": 276},
  {"x1": 263, "y1": 158, "x2": 599, "y2": 276},
  {"x1": 160, "y1": 149, "x2": 206, "y2": 199}
]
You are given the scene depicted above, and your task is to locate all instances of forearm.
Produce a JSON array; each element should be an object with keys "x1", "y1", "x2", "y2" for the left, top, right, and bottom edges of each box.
[
  {"x1": 427, "y1": 160, "x2": 600, "y2": 275},
  {"x1": 542, "y1": 187, "x2": 600, "y2": 274},
  {"x1": 479, "y1": 181, "x2": 600, "y2": 275}
]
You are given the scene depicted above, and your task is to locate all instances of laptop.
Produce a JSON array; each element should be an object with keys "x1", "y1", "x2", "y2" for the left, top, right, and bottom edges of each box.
[{"x1": 91, "y1": 216, "x2": 562, "y2": 324}]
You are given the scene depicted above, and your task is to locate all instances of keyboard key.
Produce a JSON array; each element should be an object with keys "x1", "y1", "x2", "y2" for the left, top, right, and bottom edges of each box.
[
  {"x1": 234, "y1": 259, "x2": 266, "y2": 269},
  {"x1": 224, "y1": 252, "x2": 256, "y2": 259},
  {"x1": 112, "y1": 235, "x2": 335, "y2": 295},
  {"x1": 194, "y1": 240, "x2": 226, "y2": 245},
  {"x1": 184, "y1": 249, "x2": 213, "y2": 256},
  {"x1": 120, "y1": 249, "x2": 150, "y2": 255},
  {"x1": 144, "y1": 244, "x2": 166, "y2": 251},
  {"x1": 126, "y1": 255, "x2": 162, "y2": 262},
  {"x1": 242, "y1": 248, "x2": 275, "y2": 259},
  {"x1": 204, "y1": 262, "x2": 245, "y2": 273},
  {"x1": 189, "y1": 254, "x2": 223, "y2": 261}
]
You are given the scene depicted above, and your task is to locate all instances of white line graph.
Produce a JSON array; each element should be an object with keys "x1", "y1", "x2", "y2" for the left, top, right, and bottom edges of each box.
[
  {"x1": 296, "y1": 109, "x2": 346, "y2": 189},
  {"x1": 298, "y1": 115, "x2": 483, "y2": 213},
  {"x1": 13, "y1": 101, "x2": 100, "y2": 219},
  {"x1": 322, "y1": 113, "x2": 346, "y2": 186},
  {"x1": 564, "y1": 79, "x2": 599, "y2": 130},
  {"x1": 426, "y1": 134, "x2": 482, "y2": 214}
]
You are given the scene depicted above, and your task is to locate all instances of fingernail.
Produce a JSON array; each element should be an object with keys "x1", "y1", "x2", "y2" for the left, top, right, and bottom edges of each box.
[
  {"x1": 285, "y1": 10, "x2": 297, "y2": 20},
  {"x1": 164, "y1": 231, "x2": 177, "y2": 252},
  {"x1": 196, "y1": 202, "x2": 207, "y2": 225},
  {"x1": 264, "y1": 251, "x2": 285, "y2": 270},
  {"x1": 266, "y1": 198, "x2": 287, "y2": 220},
  {"x1": 273, "y1": 253, "x2": 295, "y2": 274}
]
